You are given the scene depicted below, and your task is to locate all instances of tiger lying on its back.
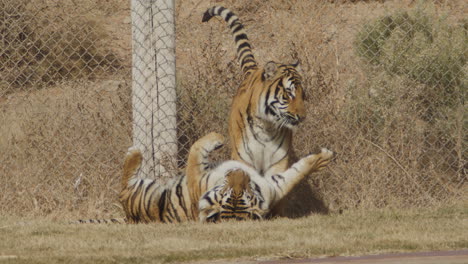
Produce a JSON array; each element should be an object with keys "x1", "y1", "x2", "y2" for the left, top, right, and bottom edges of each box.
[{"x1": 121, "y1": 131, "x2": 333, "y2": 223}]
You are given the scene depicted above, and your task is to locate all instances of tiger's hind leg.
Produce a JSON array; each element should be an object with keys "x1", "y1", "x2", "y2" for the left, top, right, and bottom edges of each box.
[{"x1": 186, "y1": 132, "x2": 225, "y2": 217}]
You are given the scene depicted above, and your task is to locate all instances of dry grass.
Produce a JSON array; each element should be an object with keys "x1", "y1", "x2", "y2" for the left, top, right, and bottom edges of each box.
[
  {"x1": 0, "y1": 0, "x2": 125, "y2": 94},
  {"x1": 0, "y1": 0, "x2": 466, "y2": 219},
  {"x1": 0, "y1": 204, "x2": 467, "y2": 263}
]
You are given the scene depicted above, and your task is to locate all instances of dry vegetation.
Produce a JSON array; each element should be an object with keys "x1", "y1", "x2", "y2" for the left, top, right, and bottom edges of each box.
[
  {"x1": 0, "y1": 0, "x2": 466, "y2": 221},
  {"x1": 0, "y1": 205, "x2": 467, "y2": 263}
]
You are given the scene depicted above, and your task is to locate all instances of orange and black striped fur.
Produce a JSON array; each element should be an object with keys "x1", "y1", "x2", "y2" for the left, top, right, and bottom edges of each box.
[
  {"x1": 119, "y1": 132, "x2": 225, "y2": 223},
  {"x1": 202, "y1": 6, "x2": 309, "y2": 216},
  {"x1": 198, "y1": 148, "x2": 334, "y2": 223},
  {"x1": 74, "y1": 132, "x2": 333, "y2": 224},
  {"x1": 202, "y1": 6, "x2": 306, "y2": 179},
  {"x1": 73, "y1": 133, "x2": 225, "y2": 224}
]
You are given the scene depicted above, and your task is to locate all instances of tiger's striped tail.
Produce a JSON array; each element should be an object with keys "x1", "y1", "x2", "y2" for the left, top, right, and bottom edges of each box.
[
  {"x1": 202, "y1": 6, "x2": 258, "y2": 74},
  {"x1": 69, "y1": 218, "x2": 127, "y2": 224},
  {"x1": 122, "y1": 147, "x2": 143, "y2": 190}
]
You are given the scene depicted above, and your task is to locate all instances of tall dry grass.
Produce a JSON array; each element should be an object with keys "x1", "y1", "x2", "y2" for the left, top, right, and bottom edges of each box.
[{"x1": 0, "y1": 0, "x2": 466, "y2": 218}]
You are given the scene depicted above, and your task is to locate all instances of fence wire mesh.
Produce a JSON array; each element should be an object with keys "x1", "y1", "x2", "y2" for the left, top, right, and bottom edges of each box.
[
  {"x1": 0, "y1": 0, "x2": 465, "y2": 217},
  {"x1": 131, "y1": 0, "x2": 178, "y2": 181}
]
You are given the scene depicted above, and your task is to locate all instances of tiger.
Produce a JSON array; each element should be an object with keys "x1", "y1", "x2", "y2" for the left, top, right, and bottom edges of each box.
[
  {"x1": 202, "y1": 6, "x2": 309, "y2": 216},
  {"x1": 198, "y1": 147, "x2": 334, "y2": 223}
]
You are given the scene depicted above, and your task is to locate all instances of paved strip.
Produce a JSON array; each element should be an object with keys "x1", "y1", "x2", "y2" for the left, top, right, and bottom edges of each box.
[{"x1": 260, "y1": 250, "x2": 468, "y2": 264}]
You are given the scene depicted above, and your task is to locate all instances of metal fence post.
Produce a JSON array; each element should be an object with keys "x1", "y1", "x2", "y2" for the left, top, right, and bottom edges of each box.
[{"x1": 131, "y1": 0, "x2": 177, "y2": 179}]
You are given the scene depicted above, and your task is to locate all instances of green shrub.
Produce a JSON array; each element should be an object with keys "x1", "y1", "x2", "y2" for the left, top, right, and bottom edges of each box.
[
  {"x1": 350, "y1": 5, "x2": 466, "y2": 194},
  {"x1": 355, "y1": 6, "x2": 466, "y2": 107}
]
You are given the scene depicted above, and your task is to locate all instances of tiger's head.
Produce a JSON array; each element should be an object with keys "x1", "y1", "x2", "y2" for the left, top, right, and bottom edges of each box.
[
  {"x1": 219, "y1": 169, "x2": 259, "y2": 221},
  {"x1": 258, "y1": 61, "x2": 306, "y2": 129}
]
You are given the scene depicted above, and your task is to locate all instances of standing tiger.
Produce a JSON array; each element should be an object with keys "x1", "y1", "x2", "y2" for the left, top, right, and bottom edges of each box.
[
  {"x1": 202, "y1": 6, "x2": 312, "y2": 216},
  {"x1": 202, "y1": 6, "x2": 305, "y2": 179}
]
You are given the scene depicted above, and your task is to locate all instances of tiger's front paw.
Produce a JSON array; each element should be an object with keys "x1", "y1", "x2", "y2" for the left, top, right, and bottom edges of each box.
[{"x1": 305, "y1": 148, "x2": 334, "y2": 172}]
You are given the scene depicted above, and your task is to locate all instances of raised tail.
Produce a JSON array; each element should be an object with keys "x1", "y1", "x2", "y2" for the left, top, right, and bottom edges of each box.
[
  {"x1": 202, "y1": 6, "x2": 258, "y2": 74},
  {"x1": 122, "y1": 147, "x2": 143, "y2": 190}
]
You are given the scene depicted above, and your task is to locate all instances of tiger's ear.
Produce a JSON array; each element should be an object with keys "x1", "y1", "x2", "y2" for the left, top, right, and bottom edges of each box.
[
  {"x1": 291, "y1": 60, "x2": 302, "y2": 72},
  {"x1": 263, "y1": 61, "x2": 277, "y2": 80}
]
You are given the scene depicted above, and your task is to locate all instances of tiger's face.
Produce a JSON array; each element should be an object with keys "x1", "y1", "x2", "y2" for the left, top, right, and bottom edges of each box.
[
  {"x1": 219, "y1": 170, "x2": 257, "y2": 221},
  {"x1": 219, "y1": 188, "x2": 256, "y2": 221},
  {"x1": 259, "y1": 61, "x2": 306, "y2": 129}
]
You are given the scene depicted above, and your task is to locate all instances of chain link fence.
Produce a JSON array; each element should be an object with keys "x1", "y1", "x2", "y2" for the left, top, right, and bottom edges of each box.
[
  {"x1": 131, "y1": 0, "x2": 177, "y2": 181},
  {"x1": 0, "y1": 0, "x2": 465, "y2": 217}
]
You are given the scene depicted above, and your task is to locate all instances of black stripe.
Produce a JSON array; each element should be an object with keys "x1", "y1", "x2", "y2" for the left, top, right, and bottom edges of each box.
[
  {"x1": 137, "y1": 187, "x2": 146, "y2": 219},
  {"x1": 232, "y1": 23, "x2": 243, "y2": 34},
  {"x1": 233, "y1": 206, "x2": 250, "y2": 211},
  {"x1": 145, "y1": 186, "x2": 159, "y2": 220},
  {"x1": 158, "y1": 190, "x2": 167, "y2": 221},
  {"x1": 130, "y1": 180, "x2": 144, "y2": 210},
  {"x1": 253, "y1": 183, "x2": 262, "y2": 196},
  {"x1": 273, "y1": 135, "x2": 286, "y2": 153},
  {"x1": 237, "y1": 42, "x2": 252, "y2": 53},
  {"x1": 168, "y1": 191, "x2": 181, "y2": 222},
  {"x1": 232, "y1": 210, "x2": 250, "y2": 214},
  {"x1": 204, "y1": 172, "x2": 211, "y2": 191},
  {"x1": 264, "y1": 152, "x2": 288, "y2": 173},
  {"x1": 244, "y1": 65, "x2": 257, "y2": 73},
  {"x1": 238, "y1": 48, "x2": 252, "y2": 62},
  {"x1": 235, "y1": 33, "x2": 248, "y2": 43},
  {"x1": 242, "y1": 57, "x2": 256, "y2": 65},
  {"x1": 175, "y1": 177, "x2": 189, "y2": 217},
  {"x1": 221, "y1": 215, "x2": 236, "y2": 219},
  {"x1": 165, "y1": 190, "x2": 176, "y2": 222},
  {"x1": 237, "y1": 200, "x2": 247, "y2": 205},
  {"x1": 206, "y1": 195, "x2": 215, "y2": 206},
  {"x1": 221, "y1": 204, "x2": 235, "y2": 210},
  {"x1": 258, "y1": 199, "x2": 264, "y2": 209},
  {"x1": 264, "y1": 83, "x2": 271, "y2": 115},
  {"x1": 225, "y1": 11, "x2": 233, "y2": 24},
  {"x1": 207, "y1": 213, "x2": 220, "y2": 222},
  {"x1": 291, "y1": 166, "x2": 300, "y2": 173},
  {"x1": 271, "y1": 175, "x2": 279, "y2": 185},
  {"x1": 217, "y1": 6, "x2": 226, "y2": 16},
  {"x1": 142, "y1": 181, "x2": 156, "y2": 218}
]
